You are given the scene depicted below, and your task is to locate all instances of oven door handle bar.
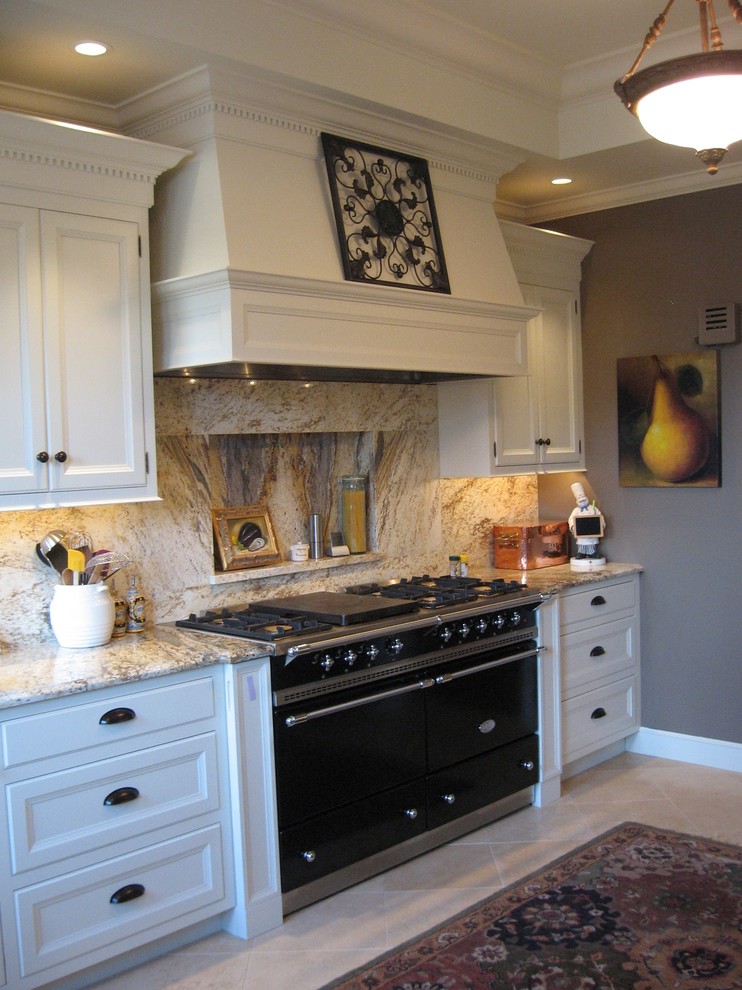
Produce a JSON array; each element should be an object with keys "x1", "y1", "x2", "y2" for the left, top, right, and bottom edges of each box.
[
  {"x1": 284, "y1": 677, "x2": 436, "y2": 726},
  {"x1": 433, "y1": 646, "x2": 543, "y2": 685}
]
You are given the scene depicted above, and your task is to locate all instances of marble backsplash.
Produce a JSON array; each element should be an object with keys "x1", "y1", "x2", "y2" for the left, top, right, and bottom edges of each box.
[{"x1": 0, "y1": 379, "x2": 538, "y2": 647}]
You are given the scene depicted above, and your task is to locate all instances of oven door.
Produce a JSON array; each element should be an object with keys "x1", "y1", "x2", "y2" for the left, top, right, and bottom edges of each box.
[{"x1": 273, "y1": 676, "x2": 428, "y2": 828}]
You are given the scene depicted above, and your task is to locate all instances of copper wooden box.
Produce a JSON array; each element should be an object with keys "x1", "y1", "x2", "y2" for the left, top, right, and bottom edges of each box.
[{"x1": 493, "y1": 521, "x2": 569, "y2": 570}]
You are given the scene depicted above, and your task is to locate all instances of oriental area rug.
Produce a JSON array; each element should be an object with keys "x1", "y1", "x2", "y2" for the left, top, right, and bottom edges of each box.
[{"x1": 320, "y1": 822, "x2": 742, "y2": 990}]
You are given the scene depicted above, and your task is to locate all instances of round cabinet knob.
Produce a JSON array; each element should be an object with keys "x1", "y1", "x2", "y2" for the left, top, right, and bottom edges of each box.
[
  {"x1": 36, "y1": 451, "x2": 49, "y2": 463},
  {"x1": 478, "y1": 718, "x2": 496, "y2": 734},
  {"x1": 319, "y1": 654, "x2": 334, "y2": 672},
  {"x1": 54, "y1": 450, "x2": 68, "y2": 462},
  {"x1": 404, "y1": 808, "x2": 418, "y2": 819},
  {"x1": 441, "y1": 793, "x2": 456, "y2": 805},
  {"x1": 519, "y1": 760, "x2": 536, "y2": 772},
  {"x1": 301, "y1": 850, "x2": 316, "y2": 863}
]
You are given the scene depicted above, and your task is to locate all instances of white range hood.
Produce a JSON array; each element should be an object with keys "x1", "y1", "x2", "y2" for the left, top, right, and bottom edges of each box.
[{"x1": 126, "y1": 65, "x2": 536, "y2": 382}]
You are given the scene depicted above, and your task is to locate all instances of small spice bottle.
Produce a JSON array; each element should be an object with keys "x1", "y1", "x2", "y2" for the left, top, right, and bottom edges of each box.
[
  {"x1": 111, "y1": 579, "x2": 128, "y2": 638},
  {"x1": 459, "y1": 553, "x2": 469, "y2": 577},
  {"x1": 448, "y1": 554, "x2": 461, "y2": 578},
  {"x1": 126, "y1": 574, "x2": 146, "y2": 634}
]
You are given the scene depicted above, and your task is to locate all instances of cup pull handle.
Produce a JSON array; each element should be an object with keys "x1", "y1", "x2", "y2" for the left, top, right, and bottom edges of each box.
[
  {"x1": 590, "y1": 646, "x2": 606, "y2": 657},
  {"x1": 110, "y1": 883, "x2": 145, "y2": 904},
  {"x1": 104, "y1": 786, "x2": 140, "y2": 806},
  {"x1": 591, "y1": 707, "x2": 607, "y2": 719},
  {"x1": 99, "y1": 707, "x2": 136, "y2": 725}
]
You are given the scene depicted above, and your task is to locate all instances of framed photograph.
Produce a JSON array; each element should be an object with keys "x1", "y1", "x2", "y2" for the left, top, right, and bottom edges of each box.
[
  {"x1": 212, "y1": 505, "x2": 281, "y2": 570},
  {"x1": 321, "y1": 132, "x2": 450, "y2": 293},
  {"x1": 617, "y1": 351, "x2": 720, "y2": 487}
]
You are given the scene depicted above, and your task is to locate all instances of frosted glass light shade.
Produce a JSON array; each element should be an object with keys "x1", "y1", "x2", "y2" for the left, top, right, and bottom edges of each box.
[
  {"x1": 615, "y1": 50, "x2": 742, "y2": 170},
  {"x1": 636, "y1": 73, "x2": 742, "y2": 151}
]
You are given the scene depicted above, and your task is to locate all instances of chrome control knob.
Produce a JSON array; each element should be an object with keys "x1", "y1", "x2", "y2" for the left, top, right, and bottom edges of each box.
[
  {"x1": 319, "y1": 655, "x2": 334, "y2": 672},
  {"x1": 389, "y1": 637, "x2": 404, "y2": 655},
  {"x1": 475, "y1": 617, "x2": 488, "y2": 634},
  {"x1": 365, "y1": 643, "x2": 380, "y2": 660},
  {"x1": 404, "y1": 808, "x2": 418, "y2": 819},
  {"x1": 439, "y1": 625, "x2": 453, "y2": 643},
  {"x1": 520, "y1": 760, "x2": 536, "y2": 772},
  {"x1": 458, "y1": 621, "x2": 471, "y2": 638},
  {"x1": 301, "y1": 850, "x2": 316, "y2": 863},
  {"x1": 441, "y1": 793, "x2": 456, "y2": 805},
  {"x1": 511, "y1": 610, "x2": 522, "y2": 627},
  {"x1": 494, "y1": 613, "x2": 506, "y2": 630},
  {"x1": 342, "y1": 648, "x2": 358, "y2": 667}
]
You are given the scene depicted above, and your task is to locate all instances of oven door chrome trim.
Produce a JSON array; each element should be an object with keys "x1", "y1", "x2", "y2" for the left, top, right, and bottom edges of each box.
[
  {"x1": 284, "y1": 676, "x2": 435, "y2": 726},
  {"x1": 433, "y1": 644, "x2": 544, "y2": 685}
]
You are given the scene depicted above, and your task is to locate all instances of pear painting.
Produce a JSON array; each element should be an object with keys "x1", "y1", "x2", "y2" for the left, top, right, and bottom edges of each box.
[{"x1": 617, "y1": 352, "x2": 720, "y2": 488}]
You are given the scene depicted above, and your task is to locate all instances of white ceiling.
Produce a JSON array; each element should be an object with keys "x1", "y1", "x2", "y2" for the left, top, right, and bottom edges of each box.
[{"x1": 3, "y1": 0, "x2": 742, "y2": 220}]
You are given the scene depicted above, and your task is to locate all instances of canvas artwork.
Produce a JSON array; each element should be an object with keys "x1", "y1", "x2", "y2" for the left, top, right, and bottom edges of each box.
[{"x1": 617, "y1": 351, "x2": 720, "y2": 487}]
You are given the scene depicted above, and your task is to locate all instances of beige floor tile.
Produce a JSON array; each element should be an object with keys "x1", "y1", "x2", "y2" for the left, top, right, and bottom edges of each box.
[
  {"x1": 91, "y1": 950, "x2": 251, "y2": 990},
  {"x1": 246, "y1": 948, "x2": 375, "y2": 990},
  {"x1": 381, "y1": 886, "x2": 498, "y2": 944},
  {"x1": 378, "y1": 839, "x2": 502, "y2": 891},
  {"x1": 458, "y1": 796, "x2": 593, "y2": 844},
  {"x1": 490, "y1": 838, "x2": 583, "y2": 887}
]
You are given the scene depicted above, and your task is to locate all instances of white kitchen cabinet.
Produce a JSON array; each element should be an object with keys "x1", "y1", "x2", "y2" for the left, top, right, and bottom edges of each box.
[
  {"x1": 559, "y1": 574, "x2": 641, "y2": 769},
  {"x1": 0, "y1": 108, "x2": 186, "y2": 510},
  {"x1": 438, "y1": 222, "x2": 592, "y2": 476},
  {"x1": 0, "y1": 669, "x2": 235, "y2": 989}
]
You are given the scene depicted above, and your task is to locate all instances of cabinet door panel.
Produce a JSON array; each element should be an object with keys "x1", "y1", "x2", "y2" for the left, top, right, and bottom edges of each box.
[
  {"x1": 0, "y1": 204, "x2": 46, "y2": 494},
  {"x1": 40, "y1": 212, "x2": 147, "y2": 492},
  {"x1": 536, "y1": 285, "x2": 583, "y2": 468}
]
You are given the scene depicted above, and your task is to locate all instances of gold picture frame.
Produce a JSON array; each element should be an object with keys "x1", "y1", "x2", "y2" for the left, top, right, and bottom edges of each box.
[{"x1": 212, "y1": 505, "x2": 281, "y2": 570}]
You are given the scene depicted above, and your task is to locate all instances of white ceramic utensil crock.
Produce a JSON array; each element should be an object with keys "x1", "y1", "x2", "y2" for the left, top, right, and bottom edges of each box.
[{"x1": 49, "y1": 583, "x2": 115, "y2": 648}]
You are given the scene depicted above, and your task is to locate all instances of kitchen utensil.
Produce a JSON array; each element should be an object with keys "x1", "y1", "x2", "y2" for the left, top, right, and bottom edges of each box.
[
  {"x1": 63, "y1": 531, "x2": 94, "y2": 563},
  {"x1": 36, "y1": 530, "x2": 68, "y2": 574},
  {"x1": 67, "y1": 549, "x2": 87, "y2": 585},
  {"x1": 84, "y1": 551, "x2": 132, "y2": 584}
]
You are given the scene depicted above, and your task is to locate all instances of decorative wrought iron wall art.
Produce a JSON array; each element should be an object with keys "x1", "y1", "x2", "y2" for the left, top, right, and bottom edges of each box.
[{"x1": 321, "y1": 132, "x2": 450, "y2": 293}]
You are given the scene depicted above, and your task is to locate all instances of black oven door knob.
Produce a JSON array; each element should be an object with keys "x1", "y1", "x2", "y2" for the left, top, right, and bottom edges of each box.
[
  {"x1": 478, "y1": 718, "x2": 496, "y2": 734},
  {"x1": 441, "y1": 793, "x2": 456, "y2": 805},
  {"x1": 301, "y1": 850, "x2": 316, "y2": 863},
  {"x1": 404, "y1": 808, "x2": 418, "y2": 819}
]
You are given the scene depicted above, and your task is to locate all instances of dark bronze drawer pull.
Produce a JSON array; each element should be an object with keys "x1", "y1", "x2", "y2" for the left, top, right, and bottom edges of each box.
[
  {"x1": 591, "y1": 707, "x2": 607, "y2": 719},
  {"x1": 590, "y1": 595, "x2": 607, "y2": 607},
  {"x1": 104, "y1": 786, "x2": 140, "y2": 806},
  {"x1": 590, "y1": 646, "x2": 606, "y2": 657},
  {"x1": 110, "y1": 883, "x2": 145, "y2": 904},
  {"x1": 99, "y1": 707, "x2": 136, "y2": 725}
]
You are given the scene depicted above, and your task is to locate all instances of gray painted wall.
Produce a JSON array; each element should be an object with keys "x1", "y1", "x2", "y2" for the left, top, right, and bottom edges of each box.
[{"x1": 543, "y1": 186, "x2": 742, "y2": 745}]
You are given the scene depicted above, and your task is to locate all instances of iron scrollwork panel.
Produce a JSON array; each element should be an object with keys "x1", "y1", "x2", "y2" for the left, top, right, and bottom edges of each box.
[{"x1": 321, "y1": 132, "x2": 450, "y2": 293}]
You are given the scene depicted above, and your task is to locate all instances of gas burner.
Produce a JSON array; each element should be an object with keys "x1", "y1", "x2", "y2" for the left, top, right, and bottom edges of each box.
[
  {"x1": 345, "y1": 575, "x2": 526, "y2": 606},
  {"x1": 177, "y1": 608, "x2": 333, "y2": 642}
]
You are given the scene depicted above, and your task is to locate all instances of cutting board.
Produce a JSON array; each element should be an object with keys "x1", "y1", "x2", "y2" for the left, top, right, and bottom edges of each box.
[{"x1": 257, "y1": 592, "x2": 419, "y2": 626}]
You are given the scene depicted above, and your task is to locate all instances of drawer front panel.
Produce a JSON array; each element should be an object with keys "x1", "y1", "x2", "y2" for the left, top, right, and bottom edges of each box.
[
  {"x1": 427, "y1": 735, "x2": 539, "y2": 831},
  {"x1": 279, "y1": 779, "x2": 427, "y2": 893},
  {"x1": 560, "y1": 580, "x2": 635, "y2": 628},
  {"x1": 15, "y1": 825, "x2": 228, "y2": 977},
  {"x1": 561, "y1": 617, "x2": 635, "y2": 696},
  {"x1": 2, "y1": 676, "x2": 217, "y2": 769},
  {"x1": 7, "y1": 734, "x2": 220, "y2": 874},
  {"x1": 562, "y1": 676, "x2": 639, "y2": 763}
]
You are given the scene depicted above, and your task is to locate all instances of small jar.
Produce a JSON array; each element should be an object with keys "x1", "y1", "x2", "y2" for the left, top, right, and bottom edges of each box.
[
  {"x1": 340, "y1": 476, "x2": 367, "y2": 554},
  {"x1": 459, "y1": 553, "x2": 469, "y2": 577},
  {"x1": 448, "y1": 554, "x2": 461, "y2": 578},
  {"x1": 110, "y1": 580, "x2": 128, "y2": 638},
  {"x1": 126, "y1": 575, "x2": 146, "y2": 634}
]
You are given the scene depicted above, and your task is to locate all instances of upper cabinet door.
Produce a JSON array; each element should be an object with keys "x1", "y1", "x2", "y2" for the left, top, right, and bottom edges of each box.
[
  {"x1": 40, "y1": 211, "x2": 147, "y2": 495},
  {"x1": 0, "y1": 204, "x2": 47, "y2": 495}
]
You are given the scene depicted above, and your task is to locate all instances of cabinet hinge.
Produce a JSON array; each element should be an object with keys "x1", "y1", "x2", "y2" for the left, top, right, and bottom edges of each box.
[{"x1": 138, "y1": 235, "x2": 142, "y2": 258}]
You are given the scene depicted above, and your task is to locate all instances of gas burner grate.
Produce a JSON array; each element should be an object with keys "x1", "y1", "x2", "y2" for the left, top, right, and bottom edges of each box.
[
  {"x1": 346, "y1": 575, "x2": 526, "y2": 605},
  {"x1": 176, "y1": 608, "x2": 333, "y2": 641}
]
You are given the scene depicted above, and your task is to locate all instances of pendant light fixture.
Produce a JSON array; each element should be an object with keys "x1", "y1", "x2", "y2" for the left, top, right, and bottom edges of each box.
[{"x1": 615, "y1": 0, "x2": 742, "y2": 173}]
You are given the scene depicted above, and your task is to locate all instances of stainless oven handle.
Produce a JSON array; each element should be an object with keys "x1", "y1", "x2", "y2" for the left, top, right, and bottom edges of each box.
[
  {"x1": 433, "y1": 645, "x2": 543, "y2": 685},
  {"x1": 283, "y1": 677, "x2": 435, "y2": 726}
]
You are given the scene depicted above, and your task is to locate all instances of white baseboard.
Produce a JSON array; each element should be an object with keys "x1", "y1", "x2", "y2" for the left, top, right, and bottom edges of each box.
[{"x1": 627, "y1": 727, "x2": 742, "y2": 773}]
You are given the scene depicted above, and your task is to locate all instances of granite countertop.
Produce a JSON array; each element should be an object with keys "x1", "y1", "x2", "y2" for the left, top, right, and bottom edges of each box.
[{"x1": 0, "y1": 562, "x2": 641, "y2": 712}]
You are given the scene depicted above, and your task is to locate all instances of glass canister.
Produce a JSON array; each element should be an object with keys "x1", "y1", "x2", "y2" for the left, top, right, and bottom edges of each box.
[{"x1": 340, "y1": 475, "x2": 367, "y2": 554}]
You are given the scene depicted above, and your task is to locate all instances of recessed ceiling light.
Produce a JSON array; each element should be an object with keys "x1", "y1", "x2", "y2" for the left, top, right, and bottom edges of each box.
[
  {"x1": 74, "y1": 40, "x2": 110, "y2": 57},
  {"x1": 551, "y1": 177, "x2": 573, "y2": 186}
]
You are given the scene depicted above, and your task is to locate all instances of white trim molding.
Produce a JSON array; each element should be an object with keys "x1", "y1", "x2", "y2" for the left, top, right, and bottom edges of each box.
[{"x1": 627, "y1": 727, "x2": 742, "y2": 774}]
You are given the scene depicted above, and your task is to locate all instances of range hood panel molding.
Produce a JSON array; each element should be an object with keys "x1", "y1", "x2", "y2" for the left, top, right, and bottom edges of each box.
[{"x1": 137, "y1": 65, "x2": 535, "y2": 380}]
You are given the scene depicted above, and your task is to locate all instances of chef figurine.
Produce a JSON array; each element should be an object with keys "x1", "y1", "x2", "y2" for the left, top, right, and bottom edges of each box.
[{"x1": 568, "y1": 482, "x2": 606, "y2": 571}]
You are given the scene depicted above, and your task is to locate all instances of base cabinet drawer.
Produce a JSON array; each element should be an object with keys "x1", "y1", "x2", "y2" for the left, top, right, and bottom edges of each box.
[
  {"x1": 279, "y1": 780, "x2": 427, "y2": 893},
  {"x1": 7, "y1": 733, "x2": 220, "y2": 874},
  {"x1": 562, "y1": 676, "x2": 639, "y2": 763},
  {"x1": 427, "y1": 735, "x2": 539, "y2": 831},
  {"x1": 560, "y1": 580, "x2": 635, "y2": 628},
  {"x1": 561, "y1": 617, "x2": 636, "y2": 696},
  {"x1": 14, "y1": 825, "x2": 228, "y2": 979}
]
